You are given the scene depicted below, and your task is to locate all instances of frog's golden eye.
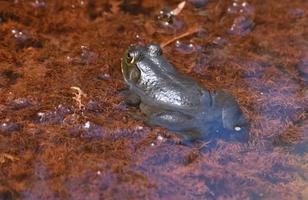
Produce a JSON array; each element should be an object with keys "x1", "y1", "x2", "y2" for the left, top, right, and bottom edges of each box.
[
  {"x1": 147, "y1": 44, "x2": 162, "y2": 56},
  {"x1": 126, "y1": 53, "x2": 135, "y2": 64}
]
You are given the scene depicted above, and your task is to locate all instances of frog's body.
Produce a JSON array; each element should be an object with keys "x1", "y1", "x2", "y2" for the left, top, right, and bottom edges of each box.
[{"x1": 121, "y1": 44, "x2": 248, "y2": 142}]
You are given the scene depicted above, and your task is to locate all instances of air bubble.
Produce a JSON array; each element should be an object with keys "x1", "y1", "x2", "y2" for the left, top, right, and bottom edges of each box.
[
  {"x1": 174, "y1": 40, "x2": 202, "y2": 54},
  {"x1": 228, "y1": 16, "x2": 254, "y2": 36},
  {"x1": 227, "y1": 1, "x2": 254, "y2": 16}
]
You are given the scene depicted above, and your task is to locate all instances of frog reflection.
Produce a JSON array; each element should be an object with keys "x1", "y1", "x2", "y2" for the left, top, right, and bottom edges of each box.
[{"x1": 121, "y1": 44, "x2": 248, "y2": 143}]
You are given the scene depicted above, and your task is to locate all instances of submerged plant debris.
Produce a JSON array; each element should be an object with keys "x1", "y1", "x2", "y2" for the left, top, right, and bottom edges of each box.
[{"x1": 0, "y1": 0, "x2": 307, "y2": 199}]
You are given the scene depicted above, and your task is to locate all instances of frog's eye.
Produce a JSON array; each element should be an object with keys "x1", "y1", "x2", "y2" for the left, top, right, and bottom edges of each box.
[
  {"x1": 127, "y1": 50, "x2": 141, "y2": 64},
  {"x1": 129, "y1": 67, "x2": 141, "y2": 83},
  {"x1": 126, "y1": 53, "x2": 135, "y2": 64},
  {"x1": 147, "y1": 44, "x2": 162, "y2": 56}
]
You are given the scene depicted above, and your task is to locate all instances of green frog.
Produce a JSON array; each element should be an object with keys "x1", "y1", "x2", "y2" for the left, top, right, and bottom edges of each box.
[{"x1": 121, "y1": 44, "x2": 248, "y2": 143}]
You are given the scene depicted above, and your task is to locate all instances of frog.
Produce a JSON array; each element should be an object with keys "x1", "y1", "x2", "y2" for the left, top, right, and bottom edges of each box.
[{"x1": 121, "y1": 44, "x2": 248, "y2": 143}]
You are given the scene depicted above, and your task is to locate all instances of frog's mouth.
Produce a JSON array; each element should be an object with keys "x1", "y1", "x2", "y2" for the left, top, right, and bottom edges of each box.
[{"x1": 121, "y1": 48, "x2": 141, "y2": 85}]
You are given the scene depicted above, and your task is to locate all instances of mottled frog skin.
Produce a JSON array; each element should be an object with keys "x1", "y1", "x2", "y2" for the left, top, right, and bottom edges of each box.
[{"x1": 121, "y1": 44, "x2": 248, "y2": 143}]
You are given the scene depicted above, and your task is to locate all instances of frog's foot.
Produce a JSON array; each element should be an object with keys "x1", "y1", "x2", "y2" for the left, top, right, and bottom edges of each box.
[
  {"x1": 199, "y1": 90, "x2": 214, "y2": 108},
  {"x1": 222, "y1": 104, "x2": 246, "y2": 130},
  {"x1": 209, "y1": 90, "x2": 248, "y2": 131}
]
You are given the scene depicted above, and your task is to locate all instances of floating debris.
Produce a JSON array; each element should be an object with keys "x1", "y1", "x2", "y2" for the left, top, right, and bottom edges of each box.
[
  {"x1": 71, "y1": 86, "x2": 87, "y2": 111},
  {"x1": 86, "y1": 100, "x2": 101, "y2": 112},
  {"x1": 97, "y1": 73, "x2": 111, "y2": 81},
  {"x1": 171, "y1": 1, "x2": 186, "y2": 16},
  {"x1": 229, "y1": 16, "x2": 254, "y2": 36},
  {"x1": 158, "y1": 1, "x2": 186, "y2": 19},
  {"x1": 34, "y1": 105, "x2": 73, "y2": 124},
  {"x1": 156, "y1": 2, "x2": 186, "y2": 34},
  {"x1": 9, "y1": 98, "x2": 30, "y2": 110},
  {"x1": 0, "y1": 120, "x2": 22, "y2": 133},
  {"x1": 30, "y1": 0, "x2": 47, "y2": 9},
  {"x1": 11, "y1": 29, "x2": 43, "y2": 49},
  {"x1": 212, "y1": 36, "x2": 228, "y2": 47},
  {"x1": 174, "y1": 40, "x2": 202, "y2": 54},
  {"x1": 68, "y1": 121, "x2": 105, "y2": 139},
  {"x1": 66, "y1": 46, "x2": 98, "y2": 65},
  {"x1": 80, "y1": 45, "x2": 98, "y2": 65}
]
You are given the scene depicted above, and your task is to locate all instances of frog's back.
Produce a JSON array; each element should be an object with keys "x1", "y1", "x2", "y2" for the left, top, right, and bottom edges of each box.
[{"x1": 138, "y1": 69, "x2": 206, "y2": 111}]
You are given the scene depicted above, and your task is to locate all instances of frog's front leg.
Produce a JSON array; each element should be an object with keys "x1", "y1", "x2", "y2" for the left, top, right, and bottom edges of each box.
[{"x1": 120, "y1": 89, "x2": 141, "y2": 106}]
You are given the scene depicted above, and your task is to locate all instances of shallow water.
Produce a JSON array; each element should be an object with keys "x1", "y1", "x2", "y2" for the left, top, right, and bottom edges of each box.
[{"x1": 0, "y1": 0, "x2": 307, "y2": 199}]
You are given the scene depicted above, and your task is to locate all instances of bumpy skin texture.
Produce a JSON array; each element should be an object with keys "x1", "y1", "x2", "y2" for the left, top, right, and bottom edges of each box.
[{"x1": 121, "y1": 44, "x2": 248, "y2": 142}]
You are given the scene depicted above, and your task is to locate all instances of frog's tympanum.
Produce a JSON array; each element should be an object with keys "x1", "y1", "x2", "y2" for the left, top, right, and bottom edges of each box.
[{"x1": 121, "y1": 44, "x2": 248, "y2": 143}]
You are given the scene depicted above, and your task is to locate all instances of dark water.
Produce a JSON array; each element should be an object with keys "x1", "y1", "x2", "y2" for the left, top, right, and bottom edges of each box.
[{"x1": 0, "y1": 0, "x2": 307, "y2": 199}]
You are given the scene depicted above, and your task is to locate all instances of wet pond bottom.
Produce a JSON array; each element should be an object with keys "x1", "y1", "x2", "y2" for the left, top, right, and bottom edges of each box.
[{"x1": 0, "y1": 0, "x2": 307, "y2": 199}]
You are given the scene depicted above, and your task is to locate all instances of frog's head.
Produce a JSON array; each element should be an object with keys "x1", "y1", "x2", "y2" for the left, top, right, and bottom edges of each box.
[{"x1": 121, "y1": 44, "x2": 163, "y2": 86}]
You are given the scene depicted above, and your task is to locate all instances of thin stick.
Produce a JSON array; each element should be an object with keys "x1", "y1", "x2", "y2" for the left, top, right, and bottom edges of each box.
[{"x1": 160, "y1": 27, "x2": 201, "y2": 48}]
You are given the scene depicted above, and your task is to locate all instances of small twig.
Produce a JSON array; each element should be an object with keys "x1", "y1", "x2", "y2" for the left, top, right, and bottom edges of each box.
[
  {"x1": 0, "y1": 153, "x2": 19, "y2": 164},
  {"x1": 197, "y1": 140, "x2": 212, "y2": 150},
  {"x1": 160, "y1": 26, "x2": 201, "y2": 48},
  {"x1": 71, "y1": 86, "x2": 87, "y2": 111}
]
